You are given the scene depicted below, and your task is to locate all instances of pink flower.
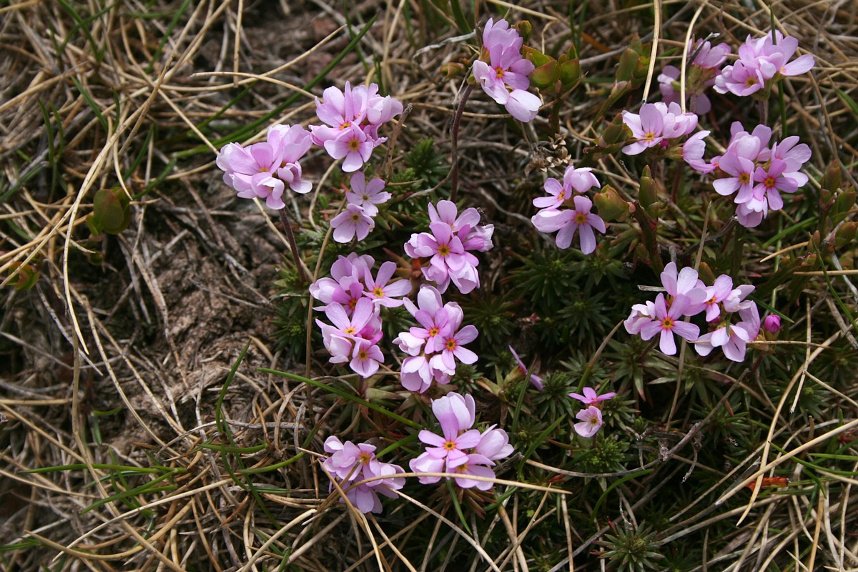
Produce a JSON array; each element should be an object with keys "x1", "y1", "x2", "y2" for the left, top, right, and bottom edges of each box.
[
  {"x1": 568, "y1": 386, "x2": 616, "y2": 406},
  {"x1": 682, "y1": 130, "x2": 714, "y2": 174},
  {"x1": 331, "y1": 204, "x2": 375, "y2": 243},
  {"x1": 216, "y1": 124, "x2": 314, "y2": 209},
  {"x1": 447, "y1": 453, "x2": 499, "y2": 490},
  {"x1": 639, "y1": 294, "x2": 701, "y2": 355},
  {"x1": 428, "y1": 200, "x2": 495, "y2": 252},
  {"x1": 363, "y1": 261, "x2": 411, "y2": 307},
  {"x1": 621, "y1": 104, "x2": 665, "y2": 155},
  {"x1": 405, "y1": 201, "x2": 492, "y2": 294},
  {"x1": 410, "y1": 392, "x2": 480, "y2": 482},
  {"x1": 346, "y1": 172, "x2": 391, "y2": 216},
  {"x1": 509, "y1": 345, "x2": 543, "y2": 390},
  {"x1": 410, "y1": 392, "x2": 512, "y2": 490},
  {"x1": 350, "y1": 338, "x2": 384, "y2": 378},
  {"x1": 658, "y1": 40, "x2": 730, "y2": 114},
  {"x1": 694, "y1": 302, "x2": 760, "y2": 362},
  {"x1": 660, "y1": 262, "x2": 707, "y2": 315},
  {"x1": 394, "y1": 285, "x2": 470, "y2": 393},
  {"x1": 402, "y1": 285, "x2": 459, "y2": 354},
  {"x1": 624, "y1": 301, "x2": 656, "y2": 335},
  {"x1": 475, "y1": 425, "x2": 514, "y2": 461},
  {"x1": 712, "y1": 133, "x2": 764, "y2": 198},
  {"x1": 702, "y1": 275, "x2": 734, "y2": 322},
  {"x1": 267, "y1": 124, "x2": 313, "y2": 193},
  {"x1": 747, "y1": 159, "x2": 798, "y2": 212},
  {"x1": 398, "y1": 355, "x2": 451, "y2": 393},
  {"x1": 322, "y1": 436, "x2": 405, "y2": 514},
  {"x1": 324, "y1": 124, "x2": 374, "y2": 172},
  {"x1": 310, "y1": 253, "x2": 375, "y2": 313},
  {"x1": 534, "y1": 165, "x2": 600, "y2": 210},
  {"x1": 715, "y1": 31, "x2": 814, "y2": 97},
  {"x1": 573, "y1": 406, "x2": 603, "y2": 438},
  {"x1": 429, "y1": 316, "x2": 479, "y2": 375},
  {"x1": 531, "y1": 195, "x2": 606, "y2": 254},
  {"x1": 315, "y1": 298, "x2": 383, "y2": 376},
  {"x1": 311, "y1": 82, "x2": 402, "y2": 171},
  {"x1": 217, "y1": 142, "x2": 285, "y2": 209},
  {"x1": 482, "y1": 18, "x2": 522, "y2": 52},
  {"x1": 471, "y1": 18, "x2": 541, "y2": 122}
]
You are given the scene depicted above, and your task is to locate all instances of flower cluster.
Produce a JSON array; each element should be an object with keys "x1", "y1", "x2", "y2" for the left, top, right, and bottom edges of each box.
[
  {"x1": 310, "y1": 82, "x2": 403, "y2": 172},
  {"x1": 714, "y1": 31, "x2": 815, "y2": 97},
  {"x1": 216, "y1": 124, "x2": 312, "y2": 210},
  {"x1": 569, "y1": 387, "x2": 616, "y2": 438},
  {"x1": 531, "y1": 164, "x2": 605, "y2": 253},
  {"x1": 472, "y1": 18, "x2": 541, "y2": 122},
  {"x1": 330, "y1": 172, "x2": 391, "y2": 243},
  {"x1": 624, "y1": 262, "x2": 761, "y2": 362},
  {"x1": 702, "y1": 122, "x2": 810, "y2": 227},
  {"x1": 311, "y1": 253, "x2": 411, "y2": 377},
  {"x1": 658, "y1": 39, "x2": 731, "y2": 114},
  {"x1": 394, "y1": 285, "x2": 478, "y2": 393},
  {"x1": 410, "y1": 393, "x2": 513, "y2": 490},
  {"x1": 405, "y1": 200, "x2": 494, "y2": 294},
  {"x1": 321, "y1": 437, "x2": 405, "y2": 514},
  {"x1": 621, "y1": 102, "x2": 699, "y2": 156}
]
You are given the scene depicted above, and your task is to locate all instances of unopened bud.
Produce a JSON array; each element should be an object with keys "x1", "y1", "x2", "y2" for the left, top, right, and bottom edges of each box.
[
  {"x1": 593, "y1": 185, "x2": 630, "y2": 221},
  {"x1": 639, "y1": 166, "x2": 659, "y2": 210},
  {"x1": 835, "y1": 221, "x2": 857, "y2": 249},
  {"x1": 439, "y1": 62, "x2": 466, "y2": 79},
  {"x1": 763, "y1": 315, "x2": 781, "y2": 334},
  {"x1": 616, "y1": 49, "x2": 639, "y2": 82},
  {"x1": 821, "y1": 161, "x2": 842, "y2": 192},
  {"x1": 558, "y1": 57, "x2": 581, "y2": 88},
  {"x1": 600, "y1": 116, "x2": 629, "y2": 146},
  {"x1": 531, "y1": 61, "x2": 558, "y2": 89},
  {"x1": 515, "y1": 20, "x2": 533, "y2": 41}
]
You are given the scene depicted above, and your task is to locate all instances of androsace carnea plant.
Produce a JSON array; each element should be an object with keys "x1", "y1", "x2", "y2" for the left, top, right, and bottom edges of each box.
[{"x1": 5, "y1": 3, "x2": 857, "y2": 572}]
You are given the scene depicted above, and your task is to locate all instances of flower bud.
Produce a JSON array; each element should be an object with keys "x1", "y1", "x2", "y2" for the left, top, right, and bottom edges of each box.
[
  {"x1": 593, "y1": 185, "x2": 630, "y2": 221},
  {"x1": 639, "y1": 166, "x2": 659, "y2": 211},
  {"x1": 821, "y1": 161, "x2": 842, "y2": 192},
  {"x1": 531, "y1": 60, "x2": 558, "y2": 90},
  {"x1": 763, "y1": 315, "x2": 781, "y2": 334},
  {"x1": 515, "y1": 20, "x2": 533, "y2": 41},
  {"x1": 616, "y1": 49, "x2": 640, "y2": 82},
  {"x1": 835, "y1": 221, "x2": 857, "y2": 249},
  {"x1": 439, "y1": 62, "x2": 466, "y2": 79}
]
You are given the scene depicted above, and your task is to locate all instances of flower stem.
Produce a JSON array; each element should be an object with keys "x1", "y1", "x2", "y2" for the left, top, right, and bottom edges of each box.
[
  {"x1": 278, "y1": 208, "x2": 310, "y2": 284},
  {"x1": 449, "y1": 84, "x2": 473, "y2": 203}
]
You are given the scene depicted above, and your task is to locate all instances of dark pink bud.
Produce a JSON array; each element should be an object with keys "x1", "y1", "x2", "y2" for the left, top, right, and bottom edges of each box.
[{"x1": 763, "y1": 314, "x2": 781, "y2": 333}]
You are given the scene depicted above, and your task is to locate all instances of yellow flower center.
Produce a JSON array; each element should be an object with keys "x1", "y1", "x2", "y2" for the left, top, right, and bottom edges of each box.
[
  {"x1": 764, "y1": 176, "x2": 776, "y2": 189},
  {"x1": 438, "y1": 245, "x2": 450, "y2": 256},
  {"x1": 373, "y1": 287, "x2": 385, "y2": 297},
  {"x1": 574, "y1": 213, "x2": 587, "y2": 224}
]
